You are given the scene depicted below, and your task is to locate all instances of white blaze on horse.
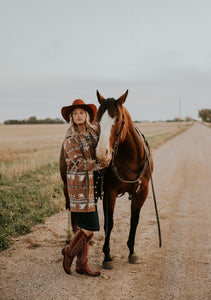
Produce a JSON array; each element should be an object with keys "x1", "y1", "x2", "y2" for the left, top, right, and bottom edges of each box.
[{"x1": 96, "y1": 110, "x2": 115, "y2": 163}]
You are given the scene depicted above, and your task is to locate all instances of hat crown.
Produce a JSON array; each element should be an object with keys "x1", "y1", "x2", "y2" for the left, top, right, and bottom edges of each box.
[
  {"x1": 72, "y1": 99, "x2": 85, "y2": 106},
  {"x1": 61, "y1": 99, "x2": 97, "y2": 123}
]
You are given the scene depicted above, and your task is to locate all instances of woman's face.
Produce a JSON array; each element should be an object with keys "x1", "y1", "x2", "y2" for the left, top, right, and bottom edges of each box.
[{"x1": 72, "y1": 108, "x2": 87, "y2": 125}]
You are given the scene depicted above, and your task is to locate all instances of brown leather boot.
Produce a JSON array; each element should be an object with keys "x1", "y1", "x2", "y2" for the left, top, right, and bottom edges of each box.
[
  {"x1": 62, "y1": 228, "x2": 84, "y2": 274},
  {"x1": 76, "y1": 232, "x2": 101, "y2": 277}
]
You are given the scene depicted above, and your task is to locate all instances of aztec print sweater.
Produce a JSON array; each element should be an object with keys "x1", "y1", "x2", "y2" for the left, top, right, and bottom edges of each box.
[{"x1": 63, "y1": 123, "x2": 100, "y2": 212}]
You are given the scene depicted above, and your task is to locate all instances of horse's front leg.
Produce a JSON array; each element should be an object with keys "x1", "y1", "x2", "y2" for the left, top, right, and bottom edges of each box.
[
  {"x1": 127, "y1": 186, "x2": 148, "y2": 263},
  {"x1": 102, "y1": 188, "x2": 117, "y2": 269}
]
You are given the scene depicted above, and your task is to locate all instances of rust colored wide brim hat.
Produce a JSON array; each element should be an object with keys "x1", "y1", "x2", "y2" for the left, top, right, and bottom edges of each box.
[{"x1": 61, "y1": 99, "x2": 97, "y2": 123}]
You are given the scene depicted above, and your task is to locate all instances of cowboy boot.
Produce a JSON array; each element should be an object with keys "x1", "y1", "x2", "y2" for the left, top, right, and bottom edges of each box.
[
  {"x1": 62, "y1": 228, "x2": 84, "y2": 274},
  {"x1": 76, "y1": 231, "x2": 101, "y2": 277}
]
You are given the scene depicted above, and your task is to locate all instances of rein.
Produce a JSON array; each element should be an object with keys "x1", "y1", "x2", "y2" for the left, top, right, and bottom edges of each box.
[
  {"x1": 136, "y1": 126, "x2": 162, "y2": 248},
  {"x1": 111, "y1": 121, "x2": 162, "y2": 248}
]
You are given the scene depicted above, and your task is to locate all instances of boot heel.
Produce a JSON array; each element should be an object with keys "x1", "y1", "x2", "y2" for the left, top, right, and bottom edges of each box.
[
  {"x1": 61, "y1": 229, "x2": 84, "y2": 275},
  {"x1": 76, "y1": 268, "x2": 84, "y2": 274},
  {"x1": 76, "y1": 265, "x2": 101, "y2": 276}
]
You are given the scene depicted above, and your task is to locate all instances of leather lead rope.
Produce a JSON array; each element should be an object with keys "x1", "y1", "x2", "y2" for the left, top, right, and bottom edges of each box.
[
  {"x1": 147, "y1": 155, "x2": 162, "y2": 248},
  {"x1": 136, "y1": 126, "x2": 162, "y2": 248}
]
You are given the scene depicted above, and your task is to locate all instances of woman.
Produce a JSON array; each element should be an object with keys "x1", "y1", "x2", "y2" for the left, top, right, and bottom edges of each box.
[{"x1": 61, "y1": 99, "x2": 109, "y2": 277}]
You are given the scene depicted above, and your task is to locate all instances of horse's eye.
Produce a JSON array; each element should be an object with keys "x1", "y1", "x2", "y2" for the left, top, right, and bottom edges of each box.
[{"x1": 116, "y1": 117, "x2": 120, "y2": 123}]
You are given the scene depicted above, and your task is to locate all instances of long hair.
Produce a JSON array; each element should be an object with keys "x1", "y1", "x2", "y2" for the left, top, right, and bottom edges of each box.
[{"x1": 65, "y1": 111, "x2": 92, "y2": 137}]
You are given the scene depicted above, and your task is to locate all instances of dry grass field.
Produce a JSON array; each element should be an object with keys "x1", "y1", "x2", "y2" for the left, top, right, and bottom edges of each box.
[
  {"x1": 0, "y1": 124, "x2": 69, "y2": 177},
  {"x1": 136, "y1": 121, "x2": 193, "y2": 149},
  {"x1": 0, "y1": 122, "x2": 191, "y2": 177},
  {"x1": 0, "y1": 121, "x2": 192, "y2": 250}
]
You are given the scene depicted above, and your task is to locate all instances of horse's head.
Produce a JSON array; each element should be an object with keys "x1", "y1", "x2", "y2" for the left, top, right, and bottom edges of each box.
[{"x1": 96, "y1": 90, "x2": 128, "y2": 163}]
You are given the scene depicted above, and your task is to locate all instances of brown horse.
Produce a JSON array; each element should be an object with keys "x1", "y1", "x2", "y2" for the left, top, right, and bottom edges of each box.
[{"x1": 96, "y1": 90, "x2": 154, "y2": 269}]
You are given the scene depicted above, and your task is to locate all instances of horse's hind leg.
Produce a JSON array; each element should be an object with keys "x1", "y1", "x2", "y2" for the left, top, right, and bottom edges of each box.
[{"x1": 127, "y1": 186, "x2": 149, "y2": 263}]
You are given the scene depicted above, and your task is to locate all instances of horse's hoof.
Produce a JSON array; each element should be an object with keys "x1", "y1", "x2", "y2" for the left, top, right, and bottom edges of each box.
[
  {"x1": 102, "y1": 260, "x2": 114, "y2": 269},
  {"x1": 128, "y1": 253, "x2": 141, "y2": 264}
]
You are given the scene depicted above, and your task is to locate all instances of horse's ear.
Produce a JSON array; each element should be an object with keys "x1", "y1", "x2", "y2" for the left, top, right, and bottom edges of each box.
[
  {"x1": 117, "y1": 90, "x2": 128, "y2": 105},
  {"x1": 96, "y1": 90, "x2": 105, "y2": 104}
]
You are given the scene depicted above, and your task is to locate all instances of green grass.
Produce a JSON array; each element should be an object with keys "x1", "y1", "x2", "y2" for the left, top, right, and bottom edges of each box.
[{"x1": 0, "y1": 162, "x2": 64, "y2": 251}]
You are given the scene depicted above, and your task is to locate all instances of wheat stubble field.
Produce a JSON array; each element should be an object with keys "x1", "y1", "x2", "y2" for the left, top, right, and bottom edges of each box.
[{"x1": 0, "y1": 122, "x2": 189, "y2": 177}]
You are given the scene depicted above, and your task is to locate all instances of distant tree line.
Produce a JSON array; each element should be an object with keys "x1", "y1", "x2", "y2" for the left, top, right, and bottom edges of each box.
[
  {"x1": 134, "y1": 116, "x2": 194, "y2": 123},
  {"x1": 166, "y1": 116, "x2": 194, "y2": 122},
  {"x1": 4, "y1": 116, "x2": 64, "y2": 124},
  {"x1": 198, "y1": 109, "x2": 211, "y2": 123}
]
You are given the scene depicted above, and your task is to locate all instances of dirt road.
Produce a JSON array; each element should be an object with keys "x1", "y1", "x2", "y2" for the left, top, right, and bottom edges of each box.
[{"x1": 0, "y1": 123, "x2": 210, "y2": 300}]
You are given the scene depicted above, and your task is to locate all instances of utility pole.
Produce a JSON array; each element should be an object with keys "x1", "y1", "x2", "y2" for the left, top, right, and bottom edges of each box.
[{"x1": 179, "y1": 97, "x2": 181, "y2": 127}]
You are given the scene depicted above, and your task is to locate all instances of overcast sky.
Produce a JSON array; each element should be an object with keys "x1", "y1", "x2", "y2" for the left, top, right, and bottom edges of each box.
[{"x1": 0, "y1": 0, "x2": 211, "y2": 123}]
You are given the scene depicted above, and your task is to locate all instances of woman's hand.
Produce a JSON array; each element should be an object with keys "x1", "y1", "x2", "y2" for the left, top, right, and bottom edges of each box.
[{"x1": 98, "y1": 160, "x2": 111, "y2": 169}]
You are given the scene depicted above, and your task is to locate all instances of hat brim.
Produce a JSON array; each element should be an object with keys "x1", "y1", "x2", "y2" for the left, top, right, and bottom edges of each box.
[{"x1": 61, "y1": 103, "x2": 97, "y2": 123}]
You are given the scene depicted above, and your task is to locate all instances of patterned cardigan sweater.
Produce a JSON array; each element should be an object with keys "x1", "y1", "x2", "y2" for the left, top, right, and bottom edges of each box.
[{"x1": 63, "y1": 123, "x2": 100, "y2": 213}]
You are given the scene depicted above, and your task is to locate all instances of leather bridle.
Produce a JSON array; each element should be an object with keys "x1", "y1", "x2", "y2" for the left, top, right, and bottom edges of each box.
[{"x1": 111, "y1": 113, "x2": 126, "y2": 157}]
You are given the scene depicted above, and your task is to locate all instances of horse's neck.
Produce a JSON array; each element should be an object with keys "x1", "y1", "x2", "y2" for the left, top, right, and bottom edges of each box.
[
  {"x1": 118, "y1": 113, "x2": 144, "y2": 166},
  {"x1": 121, "y1": 127, "x2": 143, "y2": 156}
]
